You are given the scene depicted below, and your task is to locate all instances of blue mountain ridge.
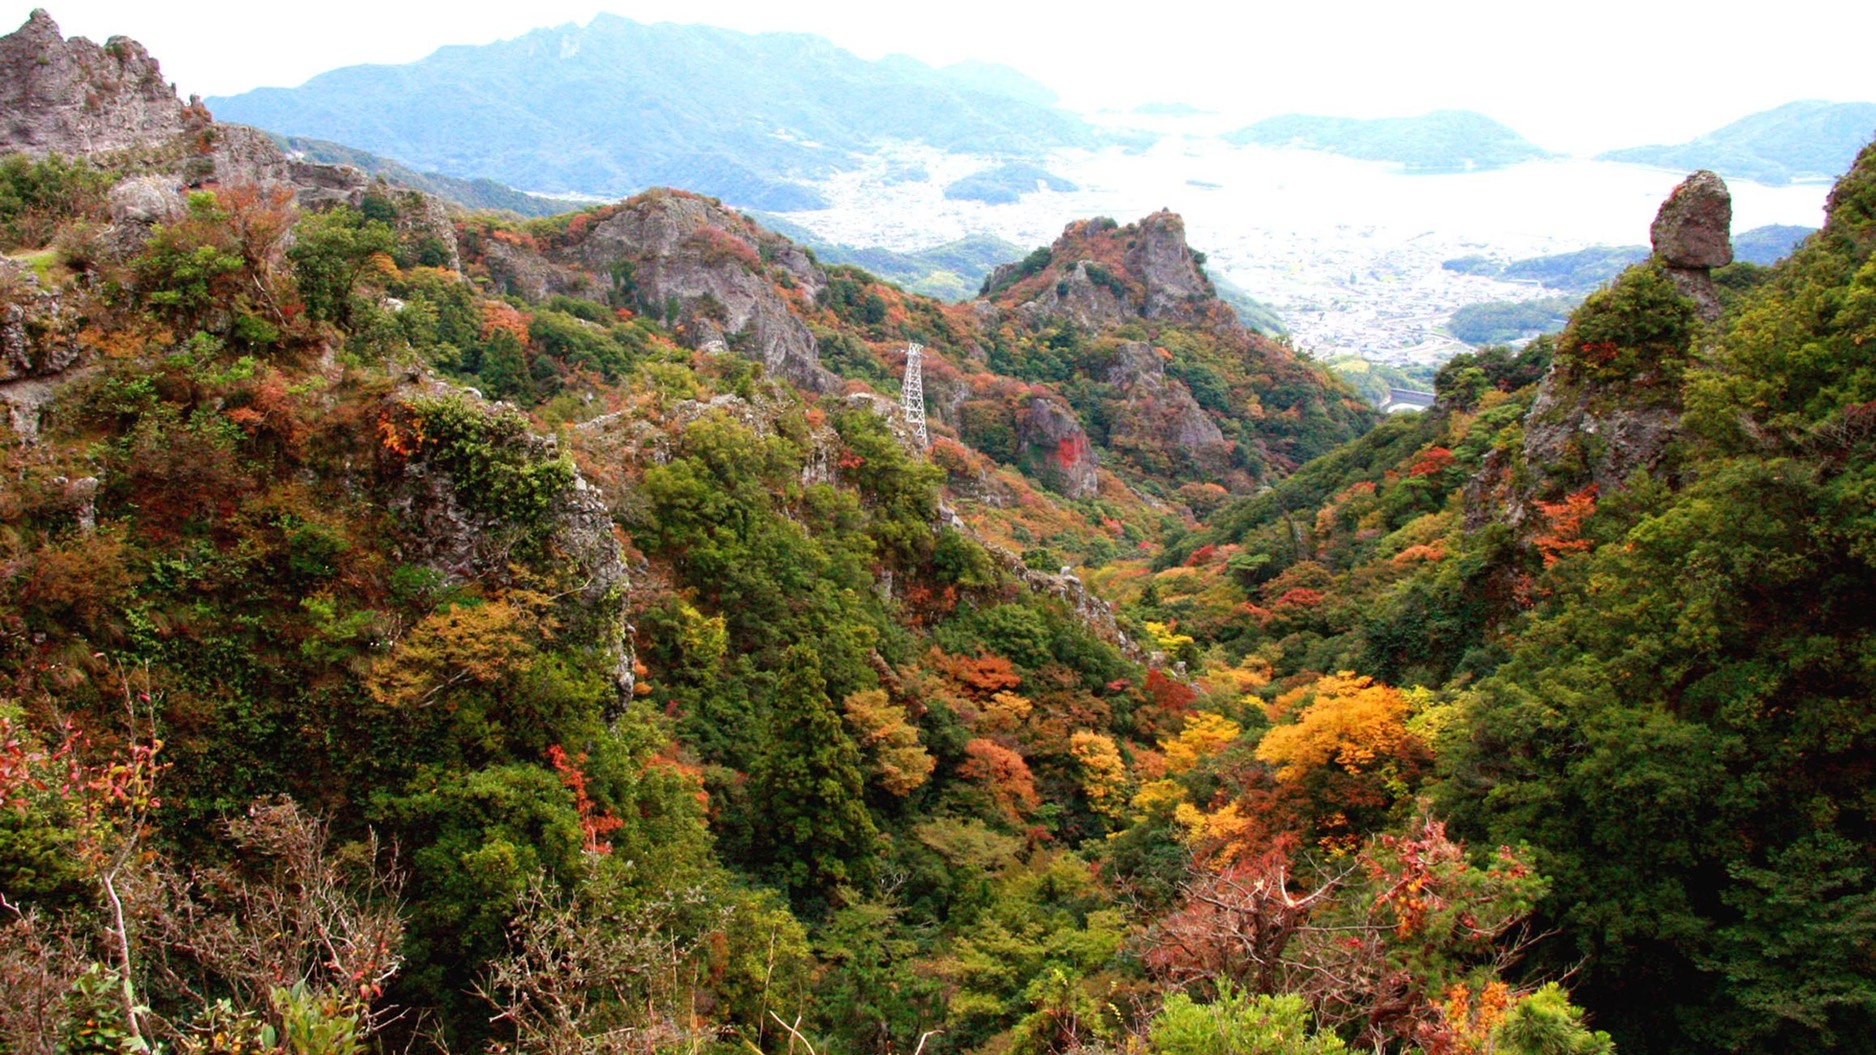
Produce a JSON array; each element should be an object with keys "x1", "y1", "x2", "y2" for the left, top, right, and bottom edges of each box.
[{"x1": 207, "y1": 14, "x2": 1100, "y2": 210}]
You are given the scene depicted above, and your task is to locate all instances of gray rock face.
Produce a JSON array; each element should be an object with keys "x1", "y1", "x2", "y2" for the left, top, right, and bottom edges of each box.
[
  {"x1": 1651, "y1": 170, "x2": 1733, "y2": 269},
  {"x1": 392, "y1": 188, "x2": 463, "y2": 273},
  {"x1": 563, "y1": 192, "x2": 836, "y2": 393},
  {"x1": 1495, "y1": 379, "x2": 1681, "y2": 528},
  {"x1": 207, "y1": 124, "x2": 373, "y2": 207},
  {"x1": 388, "y1": 388, "x2": 637, "y2": 699},
  {"x1": 1104, "y1": 340, "x2": 1165, "y2": 387},
  {"x1": 0, "y1": 261, "x2": 80, "y2": 383},
  {"x1": 107, "y1": 174, "x2": 184, "y2": 224},
  {"x1": 1016, "y1": 394, "x2": 1099, "y2": 499},
  {"x1": 1, "y1": 259, "x2": 84, "y2": 441},
  {"x1": 1650, "y1": 170, "x2": 1732, "y2": 320},
  {"x1": 0, "y1": 9, "x2": 187, "y2": 157},
  {"x1": 1017, "y1": 260, "x2": 1132, "y2": 328},
  {"x1": 1124, "y1": 211, "x2": 1210, "y2": 321},
  {"x1": 484, "y1": 238, "x2": 581, "y2": 302},
  {"x1": 1105, "y1": 340, "x2": 1227, "y2": 457}
]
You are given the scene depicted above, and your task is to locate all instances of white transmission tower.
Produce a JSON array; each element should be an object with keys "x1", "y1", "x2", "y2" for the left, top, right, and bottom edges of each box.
[{"x1": 900, "y1": 341, "x2": 930, "y2": 449}]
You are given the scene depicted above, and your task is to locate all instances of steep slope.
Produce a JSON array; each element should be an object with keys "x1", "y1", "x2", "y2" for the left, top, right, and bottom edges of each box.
[
  {"x1": 1599, "y1": 99, "x2": 1876, "y2": 185},
  {"x1": 206, "y1": 14, "x2": 1100, "y2": 208},
  {"x1": 1119, "y1": 141, "x2": 1876, "y2": 1054}
]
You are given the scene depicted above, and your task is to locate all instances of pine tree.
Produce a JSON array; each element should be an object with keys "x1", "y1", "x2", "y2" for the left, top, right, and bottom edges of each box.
[{"x1": 754, "y1": 643, "x2": 878, "y2": 907}]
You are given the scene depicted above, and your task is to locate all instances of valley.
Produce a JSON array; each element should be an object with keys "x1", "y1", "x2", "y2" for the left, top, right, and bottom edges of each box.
[
  {"x1": 5, "y1": 7, "x2": 1876, "y2": 1054},
  {"x1": 778, "y1": 135, "x2": 1831, "y2": 366}
]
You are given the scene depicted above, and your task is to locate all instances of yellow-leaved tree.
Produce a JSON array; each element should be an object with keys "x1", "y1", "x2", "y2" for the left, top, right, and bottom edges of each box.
[
  {"x1": 842, "y1": 689, "x2": 935, "y2": 797},
  {"x1": 1253, "y1": 672, "x2": 1429, "y2": 848}
]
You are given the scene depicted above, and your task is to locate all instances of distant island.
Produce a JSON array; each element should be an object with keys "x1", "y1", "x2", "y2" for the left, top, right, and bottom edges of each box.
[
  {"x1": 1599, "y1": 100, "x2": 1876, "y2": 185},
  {"x1": 942, "y1": 162, "x2": 1078, "y2": 204},
  {"x1": 1223, "y1": 110, "x2": 1550, "y2": 171},
  {"x1": 1444, "y1": 245, "x2": 1650, "y2": 294},
  {"x1": 207, "y1": 15, "x2": 1100, "y2": 209}
]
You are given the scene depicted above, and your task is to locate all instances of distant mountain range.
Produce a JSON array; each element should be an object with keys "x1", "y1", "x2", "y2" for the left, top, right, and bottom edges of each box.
[
  {"x1": 1599, "y1": 101, "x2": 1876, "y2": 185},
  {"x1": 1223, "y1": 110, "x2": 1551, "y2": 171},
  {"x1": 207, "y1": 15, "x2": 1097, "y2": 210},
  {"x1": 1443, "y1": 224, "x2": 1815, "y2": 297},
  {"x1": 1442, "y1": 224, "x2": 1818, "y2": 346}
]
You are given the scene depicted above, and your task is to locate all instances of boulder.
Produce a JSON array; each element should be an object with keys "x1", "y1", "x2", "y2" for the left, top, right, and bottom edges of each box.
[
  {"x1": 1016, "y1": 395, "x2": 1099, "y2": 499},
  {"x1": 107, "y1": 174, "x2": 184, "y2": 225},
  {"x1": 1650, "y1": 170, "x2": 1733, "y2": 269},
  {"x1": 1650, "y1": 170, "x2": 1733, "y2": 320}
]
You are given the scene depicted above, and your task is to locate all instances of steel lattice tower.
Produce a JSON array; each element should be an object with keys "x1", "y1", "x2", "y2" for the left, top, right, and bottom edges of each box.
[{"x1": 900, "y1": 341, "x2": 930, "y2": 448}]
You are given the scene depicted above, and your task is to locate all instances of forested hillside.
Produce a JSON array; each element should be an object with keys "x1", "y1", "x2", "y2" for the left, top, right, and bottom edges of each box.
[
  {"x1": 1115, "y1": 149, "x2": 1876, "y2": 1052},
  {"x1": 4, "y1": 11, "x2": 1873, "y2": 1055}
]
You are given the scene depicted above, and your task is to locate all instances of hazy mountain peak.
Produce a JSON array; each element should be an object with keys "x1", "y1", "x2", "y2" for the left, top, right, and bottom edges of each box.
[
  {"x1": 204, "y1": 19, "x2": 1098, "y2": 210},
  {"x1": 939, "y1": 59, "x2": 1060, "y2": 106},
  {"x1": 1598, "y1": 99, "x2": 1876, "y2": 185}
]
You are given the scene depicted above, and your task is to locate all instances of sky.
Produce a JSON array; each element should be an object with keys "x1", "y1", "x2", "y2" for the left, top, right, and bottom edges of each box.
[{"x1": 5, "y1": 0, "x2": 1873, "y2": 156}]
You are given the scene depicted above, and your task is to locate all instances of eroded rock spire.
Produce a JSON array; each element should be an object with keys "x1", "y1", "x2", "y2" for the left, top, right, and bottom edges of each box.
[{"x1": 1650, "y1": 169, "x2": 1732, "y2": 321}]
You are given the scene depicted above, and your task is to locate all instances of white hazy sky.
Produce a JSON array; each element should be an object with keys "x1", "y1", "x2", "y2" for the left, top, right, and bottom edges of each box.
[{"x1": 6, "y1": 0, "x2": 1873, "y2": 156}]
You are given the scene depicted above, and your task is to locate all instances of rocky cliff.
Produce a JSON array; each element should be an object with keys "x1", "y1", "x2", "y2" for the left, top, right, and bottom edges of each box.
[
  {"x1": 986, "y1": 211, "x2": 1228, "y2": 329},
  {"x1": 0, "y1": 9, "x2": 191, "y2": 157},
  {"x1": 1465, "y1": 170, "x2": 1725, "y2": 532},
  {"x1": 559, "y1": 191, "x2": 837, "y2": 392}
]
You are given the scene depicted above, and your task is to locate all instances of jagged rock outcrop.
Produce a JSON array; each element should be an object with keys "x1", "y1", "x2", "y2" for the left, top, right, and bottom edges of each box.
[
  {"x1": 1125, "y1": 210, "x2": 1213, "y2": 321},
  {"x1": 0, "y1": 9, "x2": 190, "y2": 157},
  {"x1": 1015, "y1": 394, "x2": 1099, "y2": 499},
  {"x1": 1, "y1": 12, "x2": 456, "y2": 260},
  {"x1": 559, "y1": 191, "x2": 837, "y2": 393},
  {"x1": 387, "y1": 386, "x2": 636, "y2": 697},
  {"x1": 1105, "y1": 340, "x2": 1228, "y2": 458},
  {"x1": 997, "y1": 212, "x2": 1222, "y2": 329},
  {"x1": 206, "y1": 124, "x2": 371, "y2": 207},
  {"x1": 1650, "y1": 169, "x2": 1732, "y2": 320},
  {"x1": 1466, "y1": 174, "x2": 1718, "y2": 532},
  {"x1": 1018, "y1": 260, "x2": 1133, "y2": 328}
]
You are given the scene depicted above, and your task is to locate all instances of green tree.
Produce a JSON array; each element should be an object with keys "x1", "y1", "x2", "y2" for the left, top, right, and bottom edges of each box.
[
  {"x1": 752, "y1": 643, "x2": 878, "y2": 907},
  {"x1": 287, "y1": 205, "x2": 396, "y2": 329},
  {"x1": 1149, "y1": 985, "x2": 1344, "y2": 1055}
]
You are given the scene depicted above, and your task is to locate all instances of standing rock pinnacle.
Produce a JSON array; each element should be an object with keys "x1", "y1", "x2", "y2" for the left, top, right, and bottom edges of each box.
[{"x1": 1650, "y1": 170, "x2": 1732, "y2": 320}]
